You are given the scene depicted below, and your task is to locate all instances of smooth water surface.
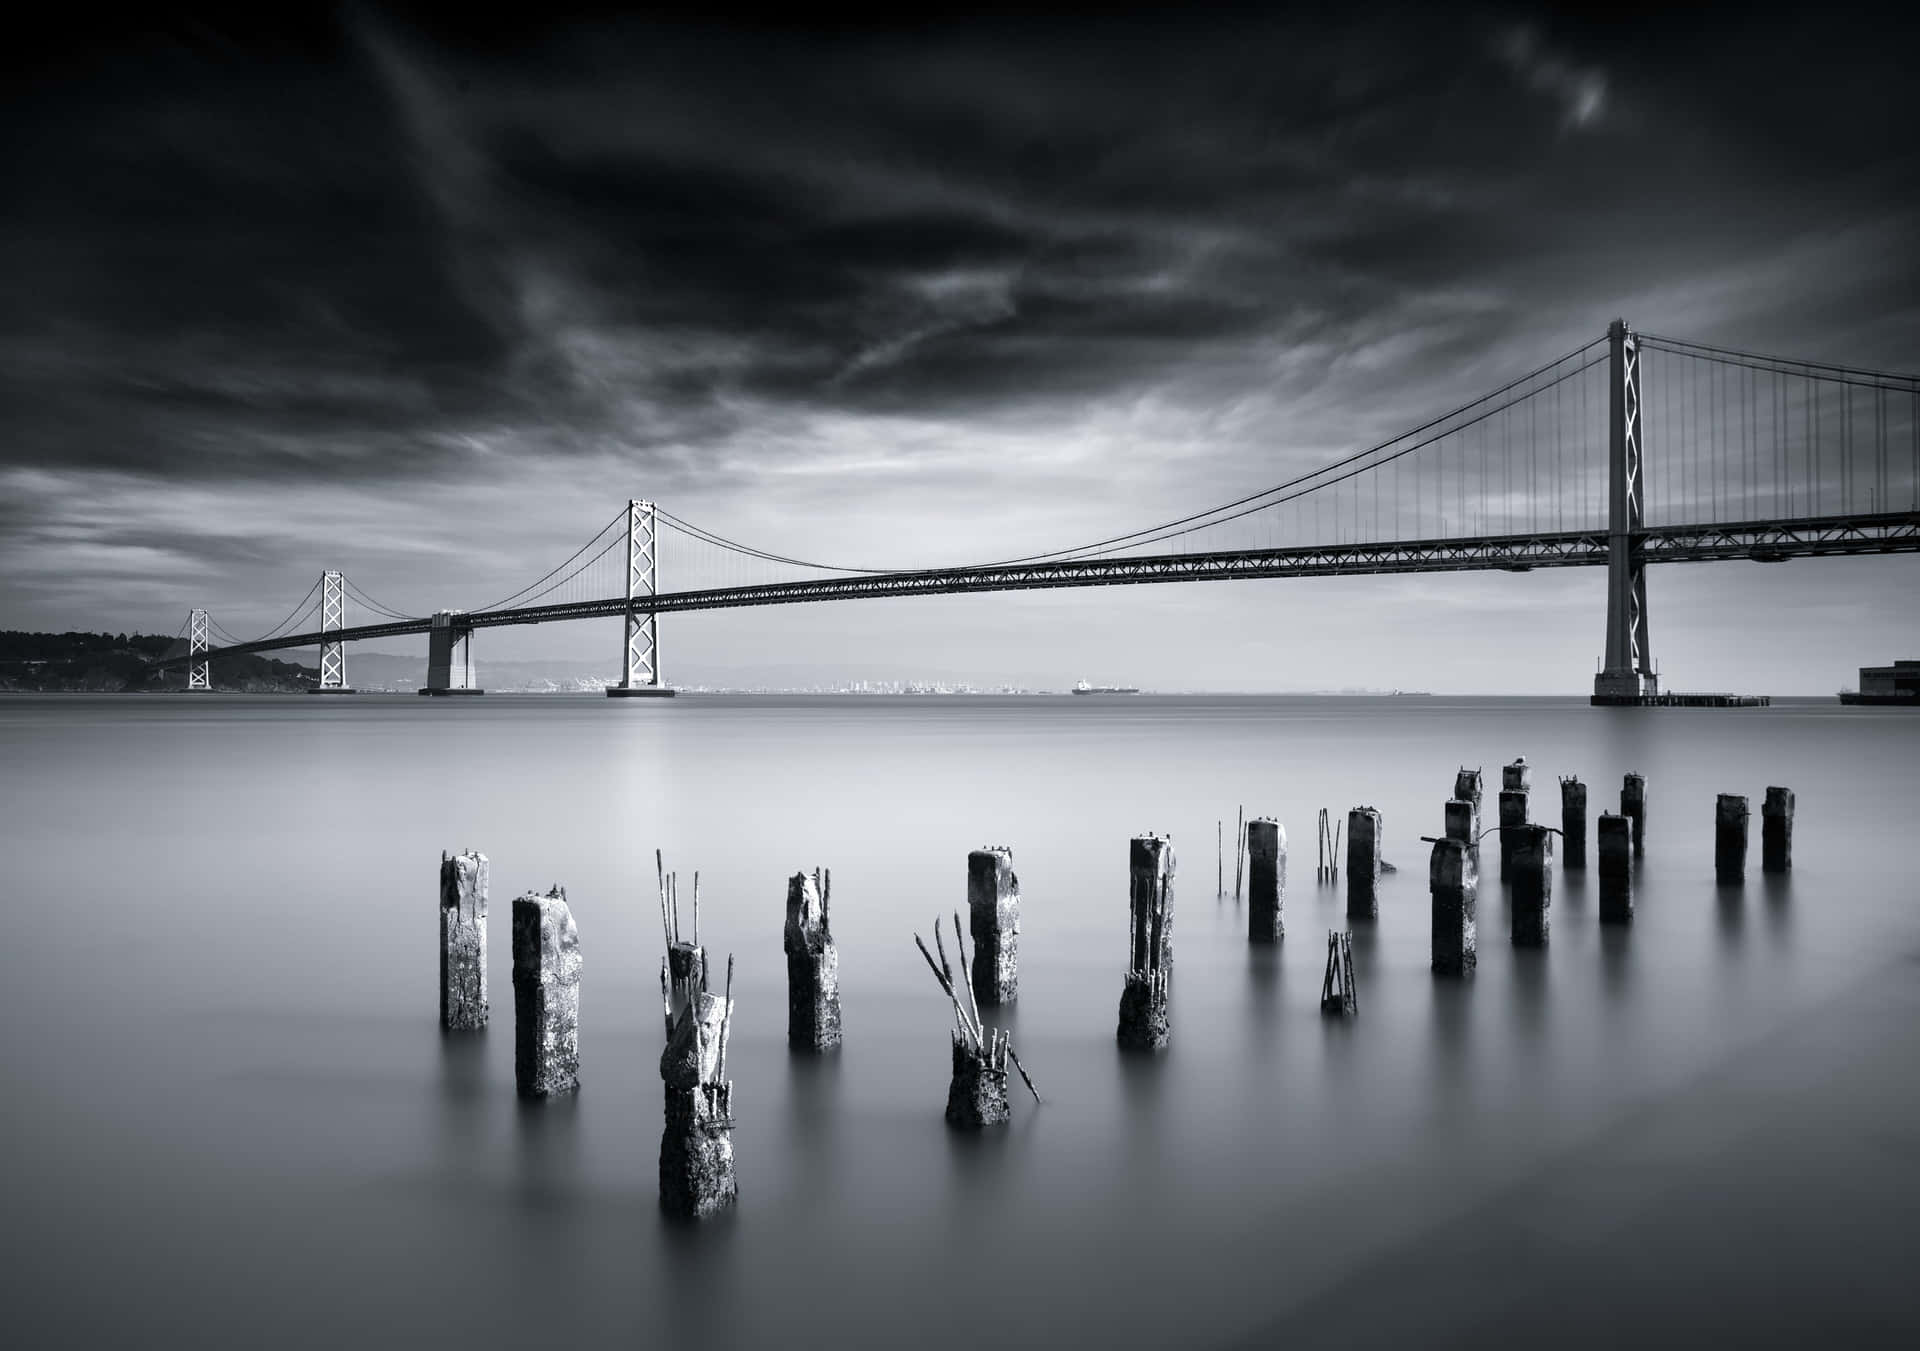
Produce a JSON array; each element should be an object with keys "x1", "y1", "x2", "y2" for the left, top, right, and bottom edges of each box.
[{"x1": 3, "y1": 694, "x2": 1917, "y2": 1347}]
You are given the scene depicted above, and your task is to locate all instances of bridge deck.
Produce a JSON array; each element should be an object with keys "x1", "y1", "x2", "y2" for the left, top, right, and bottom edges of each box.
[{"x1": 154, "y1": 511, "x2": 1920, "y2": 669}]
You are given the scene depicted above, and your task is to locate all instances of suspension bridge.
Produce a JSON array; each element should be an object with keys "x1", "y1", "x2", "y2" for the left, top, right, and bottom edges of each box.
[{"x1": 150, "y1": 320, "x2": 1920, "y2": 703}]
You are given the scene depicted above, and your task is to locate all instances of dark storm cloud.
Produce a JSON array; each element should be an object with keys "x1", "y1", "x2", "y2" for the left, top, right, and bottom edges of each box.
[{"x1": 1, "y1": 4, "x2": 1915, "y2": 565}]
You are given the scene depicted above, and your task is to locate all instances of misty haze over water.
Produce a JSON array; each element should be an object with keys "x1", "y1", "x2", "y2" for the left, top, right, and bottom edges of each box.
[{"x1": 3, "y1": 693, "x2": 1916, "y2": 1347}]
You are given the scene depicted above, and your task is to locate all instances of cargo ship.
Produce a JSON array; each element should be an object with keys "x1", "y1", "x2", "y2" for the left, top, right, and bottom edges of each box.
[{"x1": 1073, "y1": 679, "x2": 1139, "y2": 695}]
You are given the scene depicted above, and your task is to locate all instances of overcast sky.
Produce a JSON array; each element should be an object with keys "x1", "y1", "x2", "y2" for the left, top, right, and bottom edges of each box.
[{"x1": 3, "y1": 4, "x2": 1916, "y2": 691}]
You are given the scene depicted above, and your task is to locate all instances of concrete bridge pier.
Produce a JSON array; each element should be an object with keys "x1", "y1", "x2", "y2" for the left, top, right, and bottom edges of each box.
[{"x1": 420, "y1": 611, "x2": 483, "y2": 695}]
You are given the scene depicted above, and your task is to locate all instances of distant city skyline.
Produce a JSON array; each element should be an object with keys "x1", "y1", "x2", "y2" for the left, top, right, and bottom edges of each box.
[{"x1": 3, "y1": 6, "x2": 1916, "y2": 693}]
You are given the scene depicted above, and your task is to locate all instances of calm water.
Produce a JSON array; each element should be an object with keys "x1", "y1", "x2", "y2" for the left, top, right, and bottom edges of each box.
[{"x1": 3, "y1": 694, "x2": 1918, "y2": 1348}]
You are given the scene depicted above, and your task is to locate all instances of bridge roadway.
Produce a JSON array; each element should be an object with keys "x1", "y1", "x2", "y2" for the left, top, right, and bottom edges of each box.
[{"x1": 154, "y1": 510, "x2": 1920, "y2": 670}]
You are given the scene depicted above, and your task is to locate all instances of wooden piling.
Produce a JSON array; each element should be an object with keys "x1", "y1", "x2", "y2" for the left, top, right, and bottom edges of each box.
[
  {"x1": 1622, "y1": 772, "x2": 1647, "y2": 855},
  {"x1": 784, "y1": 868, "x2": 842, "y2": 1051},
  {"x1": 1762, "y1": 786, "x2": 1794, "y2": 874},
  {"x1": 1346, "y1": 807, "x2": 1382, "y2": 919},
  {"x1": 512, "y1": 886, "x2": 581, "y2": 1098},
  {"x1": 439, "y1": 849, "x2": 489, "y2": 1031},
  {"x1": 967, "y1": 847, "x2": 1020, "y2": 1006},
  {"x1": 1453, "y1": 766, "x2": 1484, "y2": 853},
  {"x1": 1598, "y1": 813, "x2": 1632, "y2": 923},
  {"x1": 1560, "y1": 776, "x2": 1587, "y2": 869},
  {"x1": 1247, "y1": 817, "x2": 1286, "y2": 943},
  {"x1": 1715, "y1": 794, "x2": 1750, "y2": 884},
  {"x1": 1429, "y1": 837, "x2": 1477, "y2": 975},
  {"x1": 1320, "y1": 930, "x2": 1357, "y2": 1016},
  {"x1": 1498, "y1": 788, "x2": 1528, "y2": 880},
  {"x1": 1117, "y1": 834, "x2": 1174, "y2": 1050},
  {"x1": 659, "y1": 937, "x2": 738, "y2": 1217},
  {"x1": 1511, "y1": 824, "x2": 1554, "y2": 946}
]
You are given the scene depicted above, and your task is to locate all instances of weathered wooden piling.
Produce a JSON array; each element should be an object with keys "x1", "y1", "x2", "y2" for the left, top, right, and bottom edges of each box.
[
  {"x1": 511, "y1": 886, "x2": 581, "y2": 1098},
  {"x1": 1511, "y1": 824, "x2": 1554, "y2": 946},
  {"x1": 1598, "y1": 813, "x2": 1632, "y2": 923},
  {"x1": 439, "y1": 849, "x2": 488, "y2": 1031},
  {"x1": 1622, "y1": 772, "x2": 1647, "y2": 855},
  {"x1": 912, "y1": 915, "x2": 1040, "y2": 1127},
  {"x1": 1247, "y1": 818, "x2": 1286, "y2": 943},
  {"x1": 1453, "y1": 767, "x2": 1483, "y2": 853},
  {"x1": 1762, "y1": 786, "x2": 1795, "y2": 874},
  {"x1": 967, "y1": 846, "x2": 1020, "y2": 1006},
  {"x1": 1503, "y1": 757, "x2": 1531, "y2": 794},
  {"x1": 1117, "y1": 834, "x2": 1174, "y2": 1049},
  {"x1": 1320, "y1": 930, "x2": 1357, "y2": 1016},
  {"x1": 1429, "y1": 837, "x2": 1477, "y2": 975},
  {"x1": 1560, "y1": 777, "x2": 1587, "y2": 869},
  {"x1": 1233, "y1": 805, "x2": 1245, "y2": 900},
  {"x1": 659, "y1": 951, "x2": 737, "y2": 1217},
  {"x1": 1346, "y1": 807, "x2": 1382, "y2": 919},
  {"x1": 1444, "y1": 799, "x2": 1475, "y2": 850},
  {"x1": 1498, "y1": 788, "x2": 1529, "y2": 880},
  {"x1": 1317, "y1": 808, "x2": 1342, "y2": 882},
  {"x1": 784, "y1": 868, "x2": 842, "y2": 1052},
  {"x1": 1715, "y1": 794, "x2": 1750, "y2": 884}
]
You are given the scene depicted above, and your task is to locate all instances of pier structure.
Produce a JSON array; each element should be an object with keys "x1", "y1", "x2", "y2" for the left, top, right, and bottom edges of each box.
[{"x1": 419, "y1": 610, "x2": 483, "y2": 695}]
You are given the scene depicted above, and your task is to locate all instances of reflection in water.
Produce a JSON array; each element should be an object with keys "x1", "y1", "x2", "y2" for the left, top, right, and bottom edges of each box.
[
  {"x1": 1715, "y1": 881, "x2": 1748, "y2": 952},
  {"x1": 513, "y1": 1090, "x2": 581, "y2": 1216}
]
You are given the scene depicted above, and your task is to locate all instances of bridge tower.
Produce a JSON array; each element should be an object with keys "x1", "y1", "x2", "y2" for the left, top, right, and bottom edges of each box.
[
  {"x1": 608, "y1": 499, "x2": 674, "y2": 697},
  {"x1": 311, "y1": 569, "x2": 355, "y2": 694},
  {"x1": 1593, "y1": 318, "x2": 1658, "y2": 703},
  {"x1": 187, "y1": 608, "x2": 211, "y2": 691}
]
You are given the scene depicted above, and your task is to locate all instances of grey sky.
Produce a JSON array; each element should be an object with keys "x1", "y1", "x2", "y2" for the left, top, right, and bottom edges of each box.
[{"x1": 3, "y1": 5, "x2": 1915, "y2": 690}]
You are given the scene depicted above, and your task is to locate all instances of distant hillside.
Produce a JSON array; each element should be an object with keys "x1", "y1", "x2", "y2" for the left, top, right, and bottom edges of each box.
[{"x1": 0, "y1": 631, "x2": 318, "y2": 693}]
